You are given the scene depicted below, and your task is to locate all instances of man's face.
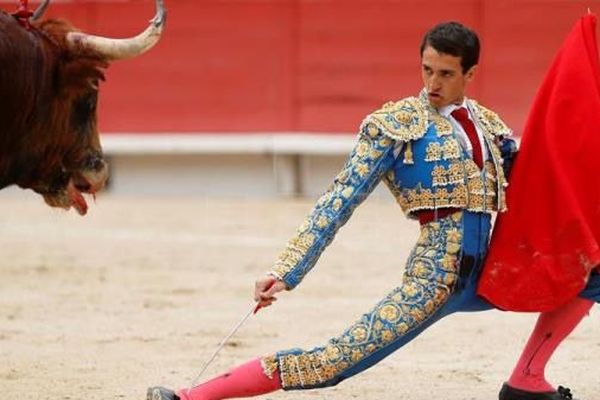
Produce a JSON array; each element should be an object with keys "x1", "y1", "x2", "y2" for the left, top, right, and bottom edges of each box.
[{"x1": 421, "y1": 45, "x2": 476, "y2": 109}]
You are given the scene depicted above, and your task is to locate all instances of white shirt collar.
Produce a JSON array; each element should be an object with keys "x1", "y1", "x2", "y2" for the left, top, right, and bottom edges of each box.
[{"x1": 438, "y1": 98, "x2": 468, "y2": 118}]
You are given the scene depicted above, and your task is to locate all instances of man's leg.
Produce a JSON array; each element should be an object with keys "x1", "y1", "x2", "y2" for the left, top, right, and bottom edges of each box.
[
  {"x1": 500, "y1": 270, "x2": 600, "y2": 399},
  {"x1": 500, "y1": 297, "x2": 593, "y2": 398},
  {"x1": 173, "y1": 358, "x2": 281, "y2": 400},
  {"x1": 150, "y1": 213, "x2": 468, "y2": 399}
]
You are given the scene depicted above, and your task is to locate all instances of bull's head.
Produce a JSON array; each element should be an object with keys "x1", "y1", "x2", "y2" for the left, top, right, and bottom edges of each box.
[{"x1": 28, "y1": 0, "x2": 166, "y2": 215}]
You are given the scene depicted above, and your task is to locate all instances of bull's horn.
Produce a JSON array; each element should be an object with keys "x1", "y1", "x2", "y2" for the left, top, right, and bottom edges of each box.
[
  {"x1": 66, "y1": 0, "x2": 166, "y2": 60},
  {"x1": 31, "y1": 0, "x2": 50, "y2": 21}
]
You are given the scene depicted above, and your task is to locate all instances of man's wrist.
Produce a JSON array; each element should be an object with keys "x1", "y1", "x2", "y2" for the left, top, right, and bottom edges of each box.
[
  {"x1": 267, "y1": 271, "x2": 283, "y2": 281},
  {"x1": 267, "y1": 271, "x2": 292, "y2": 290}
]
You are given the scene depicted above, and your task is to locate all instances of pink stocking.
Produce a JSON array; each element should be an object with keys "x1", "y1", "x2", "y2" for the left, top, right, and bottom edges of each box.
[
  {"x1": 507, "y1": 297, "x2": 593, "y2": 392},
  {"x1": 178, "y1": 358, "x2": 281, "y2": 400}
]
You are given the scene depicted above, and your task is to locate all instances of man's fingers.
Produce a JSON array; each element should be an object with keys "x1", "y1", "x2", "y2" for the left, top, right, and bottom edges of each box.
[
  {"x1": 259, "y1": 293, "x2": 278, "y2": 301},
  {"x1": 254, "y1": 277, "x2": 285, "y2": 308},
  {"x1": 258, "y1": 297, "x2": 277, "y2": 308},
  {"x1": 254, "y1": 277, "x2": 276, "y2": 300}
]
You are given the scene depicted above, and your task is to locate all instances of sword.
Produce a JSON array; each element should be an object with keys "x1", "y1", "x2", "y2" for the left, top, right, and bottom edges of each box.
[{"x1": 187, "y1": 280, "x2": 275, "y2": 392}]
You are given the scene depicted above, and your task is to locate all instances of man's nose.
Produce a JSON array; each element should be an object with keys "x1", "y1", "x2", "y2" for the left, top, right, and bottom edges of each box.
[{"x1": 428, "y1": 75, "x2": 441, "y2": 91}]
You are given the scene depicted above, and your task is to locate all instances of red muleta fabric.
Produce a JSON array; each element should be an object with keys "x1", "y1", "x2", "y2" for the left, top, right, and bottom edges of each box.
[{"x1": 477, "y1": 14, "x2": 600, "y2": 312}]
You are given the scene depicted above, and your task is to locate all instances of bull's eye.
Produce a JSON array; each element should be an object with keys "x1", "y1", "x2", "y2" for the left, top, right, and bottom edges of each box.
[{"x1": 71, "y1": 91, "x2": 98, "y2": 130}]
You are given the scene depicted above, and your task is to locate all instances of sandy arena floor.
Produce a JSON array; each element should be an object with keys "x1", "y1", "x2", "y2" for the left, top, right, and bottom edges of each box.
[{"x1": 1, "y1": 193, "x2": 598, "y2": 400}]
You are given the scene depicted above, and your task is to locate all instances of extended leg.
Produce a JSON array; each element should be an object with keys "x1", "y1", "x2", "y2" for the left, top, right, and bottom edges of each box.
[
  {"x1": 150, "y1": 213, "x2": 471, "y2": 399},
  {"x1": 272, "y1": 215, "x2": 465, "y2": 390}
]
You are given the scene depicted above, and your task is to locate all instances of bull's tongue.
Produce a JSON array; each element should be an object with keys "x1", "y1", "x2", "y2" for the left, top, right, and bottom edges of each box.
[{"x1": 67, "y1": 181, "x2": 88, "y2": 216}]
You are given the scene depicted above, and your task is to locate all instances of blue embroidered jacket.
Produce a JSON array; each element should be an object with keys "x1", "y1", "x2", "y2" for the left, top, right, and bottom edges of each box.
[{"x1": 271, "y1": 90, "x2": 515, "y2": 289}]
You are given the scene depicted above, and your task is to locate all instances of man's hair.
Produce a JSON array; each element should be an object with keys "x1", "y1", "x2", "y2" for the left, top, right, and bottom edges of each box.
[{"x1": 420, "y1": 22, "x2": 480, "y2": 73}]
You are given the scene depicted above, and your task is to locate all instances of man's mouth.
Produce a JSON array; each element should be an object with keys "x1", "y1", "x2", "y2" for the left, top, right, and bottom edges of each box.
[{"x1": 428, "y1": 92, "x2": 441, "y2": 99}]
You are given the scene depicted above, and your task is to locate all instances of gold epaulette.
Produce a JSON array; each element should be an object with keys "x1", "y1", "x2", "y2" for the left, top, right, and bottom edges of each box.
[
  {"x1": 470, "y1": 101, "x2": 512, "y2": 137},
  {"x1": 362, "y1": 97, "x2": 429, "y2": 142}
]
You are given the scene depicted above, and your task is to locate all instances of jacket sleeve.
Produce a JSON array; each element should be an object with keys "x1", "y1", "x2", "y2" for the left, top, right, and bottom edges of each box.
[
  {"x1": 498, "y1": 137, "x2": 518, "y2": 179},
  {"x1": 269, "y1": 122, "x2": 399, "y2": 289}
]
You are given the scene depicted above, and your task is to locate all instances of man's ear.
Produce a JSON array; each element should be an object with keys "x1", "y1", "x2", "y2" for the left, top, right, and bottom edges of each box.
[{"x1": 465, "y1": 65, "x2": 478, "y2": 82}]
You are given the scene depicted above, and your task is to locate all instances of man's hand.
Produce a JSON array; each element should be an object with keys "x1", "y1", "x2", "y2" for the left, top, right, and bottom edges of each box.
[{"x1": 254, "y1": 275, "x2": 287, "y2": 309}]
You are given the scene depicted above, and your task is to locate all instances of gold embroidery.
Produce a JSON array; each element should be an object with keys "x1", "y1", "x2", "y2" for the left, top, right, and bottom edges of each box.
[
  {"x1": 366, "y1": 123, "x2": 379, "y2": 138},
  {"x1": 341, "y1": 186, "x2": 354, "y2": 198},
  {"x1": 441, "y1": 138, "x2": 461, "y2": 160},
  {"x1": 351, "y1": 326, "x2": 368, "y2": 342},
  {"x1": 379, "y1": 304, "x2": 401, "y2": 322},
  {"x1": 431, "y1": 114, "x2": 453, "y2": 137},
  {"x1": 355, "y1": 141, "x2": 369, "y2": 157},
  {"x1": 367, "y1": 97, "x2": 428, "y2": 142},
  {"x1": 432, "y1": 162, "x2": 466, "y2": 187},
  {"x1": 335, "y1": 169, "x2": 350, "y2": 184},
  {"x1": 446, "y1": 228, "x2": 462, "y2": 243},
  {"x1": 467, "y1": 177, "x2": 484, "y2": 194},
  {"x1": 271, "y1": 232, "x2": 316, "y2": 278},
  {"x1": 425, "y1": 138, "x2": 460, "y2": 162},
  {"x1": 355, "y1": 162, "x2": 370, "y2": 177},
  {"x1": 403, "y1": 141, "x2": 414, "y2": 164},
  {"x1": 369, "y1": 148, "x2": 384, "y2": 159},
  {"x1": 395, "y1": 110, "x2": 412, "y2": 124},
  {"x1": 447, "y1": 162, "x2": 463, "y2": 184},
  {"x1": 391, "y1": 183, "x2": 475, "y2": 216},
  {"x1": 470, "y1": 101, "x2": 512, "y2": 137},
  {"x1": 381, "y1": 101, "x2": 396, "y2": 111},
  {"x1": 317, "y1": 191, "x2": 332, "y2": 207},
  {"x1": 325, "y1": 345, "x2": 342, "y2": 361},
  {"x1": 464, "y1": 159, "x2": 480, "y2": 177},
  {"x1": 379, "y1": 137, "x2": 392, "y2": 147},
  {"x1": 396, "y1": 323, "x2": 409, "y2": 334},
  {"x1": 261, "y1": 356, "x2": 279, "y2": 380},
  {"x1": 332, "y1": 198, "x2": 343, "y2": 211},
  {"x1": 316, "y1": 215, "x2": 330, "y2": 229},
  {"x1": 386, "y1": 170, "x2": 395, "y2": 182},
  {"x1": 425, "y1": 142, "x2": 442, "y2": 162},
  {"x1": 381, "y1": 330, "x2": 395, "y2": 343},
  {"x1": 298, "y1": 218, "x2": 310, "y2": 233},
  {"x1": 432, "y1": 165, "x2": 447, "y2": 187}
]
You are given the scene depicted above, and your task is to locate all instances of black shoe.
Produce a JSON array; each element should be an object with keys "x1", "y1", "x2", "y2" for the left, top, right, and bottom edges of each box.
[
  {"x1": 499, "y1": 383, "x2": 576, "y2": 400},
  {"x1": 146, "y1": 387, "x2": 180, "y2": 400}
]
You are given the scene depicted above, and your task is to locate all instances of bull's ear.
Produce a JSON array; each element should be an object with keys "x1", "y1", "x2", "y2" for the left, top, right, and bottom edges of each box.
[{"x1": 59, "y1": 58, "x2": 107, "y2": 95}]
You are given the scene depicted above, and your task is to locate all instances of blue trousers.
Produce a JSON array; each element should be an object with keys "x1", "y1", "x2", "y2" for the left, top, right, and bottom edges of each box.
[
  {"x1": 272, "y1": 210, "x2": 490, "y2": 389},
  {"x1": 272, "y1": 210, "x2": 599, "y2": 390}
]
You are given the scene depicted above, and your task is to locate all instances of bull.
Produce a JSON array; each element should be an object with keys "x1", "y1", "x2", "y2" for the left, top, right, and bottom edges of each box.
[{"x1": 0, "y1": 0, "x2": 166, "y2": 215}]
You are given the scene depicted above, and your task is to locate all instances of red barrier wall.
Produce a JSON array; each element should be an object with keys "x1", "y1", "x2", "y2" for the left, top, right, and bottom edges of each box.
[{"x1": 7, "y1": 0, "x2": 600, "y2": 134}]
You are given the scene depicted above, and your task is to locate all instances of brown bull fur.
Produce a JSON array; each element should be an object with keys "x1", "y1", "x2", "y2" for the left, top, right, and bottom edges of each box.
[{"x1": 0, "y1": 11, "x2": 109, "y2": 212}]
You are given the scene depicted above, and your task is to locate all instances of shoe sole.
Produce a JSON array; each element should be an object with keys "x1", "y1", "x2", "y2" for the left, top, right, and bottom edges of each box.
[{"x1": 147, "y1": 387, "x2": 160, "y2": 400}]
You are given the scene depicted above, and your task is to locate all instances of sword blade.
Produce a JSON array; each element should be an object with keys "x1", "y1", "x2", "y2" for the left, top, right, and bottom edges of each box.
[
  {"x1": 188, "y1": 302, "x2": 256, "y2": 390},
  {"x1": 187, "y1": 279, "x2": 276, "y2": 392}
]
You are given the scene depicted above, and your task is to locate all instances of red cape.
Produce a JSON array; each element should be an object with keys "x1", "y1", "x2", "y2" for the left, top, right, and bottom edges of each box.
[{"x1": 478, "y1": 14, "x2": 600, "y2": 312}]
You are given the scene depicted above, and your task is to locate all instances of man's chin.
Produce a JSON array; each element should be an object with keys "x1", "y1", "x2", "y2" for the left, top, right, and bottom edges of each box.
[{"x1": 427, "y1": 95, "x2": 443, "y2": 107}]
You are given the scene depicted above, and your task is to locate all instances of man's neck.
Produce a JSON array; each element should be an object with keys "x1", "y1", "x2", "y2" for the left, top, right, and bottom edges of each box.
[{"x1": 437, "y1": 98, "x2": 467, "y2": 117}]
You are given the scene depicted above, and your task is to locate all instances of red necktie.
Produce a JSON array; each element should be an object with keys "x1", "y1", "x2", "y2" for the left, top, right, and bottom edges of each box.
[{"x1": 451, "y1": 107, "x2": 483, "y2": 169}]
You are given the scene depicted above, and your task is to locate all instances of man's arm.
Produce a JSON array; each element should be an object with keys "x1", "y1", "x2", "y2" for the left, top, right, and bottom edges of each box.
[{"x1": 260, "y1": 122, "x2": 399, "y2": 297}]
